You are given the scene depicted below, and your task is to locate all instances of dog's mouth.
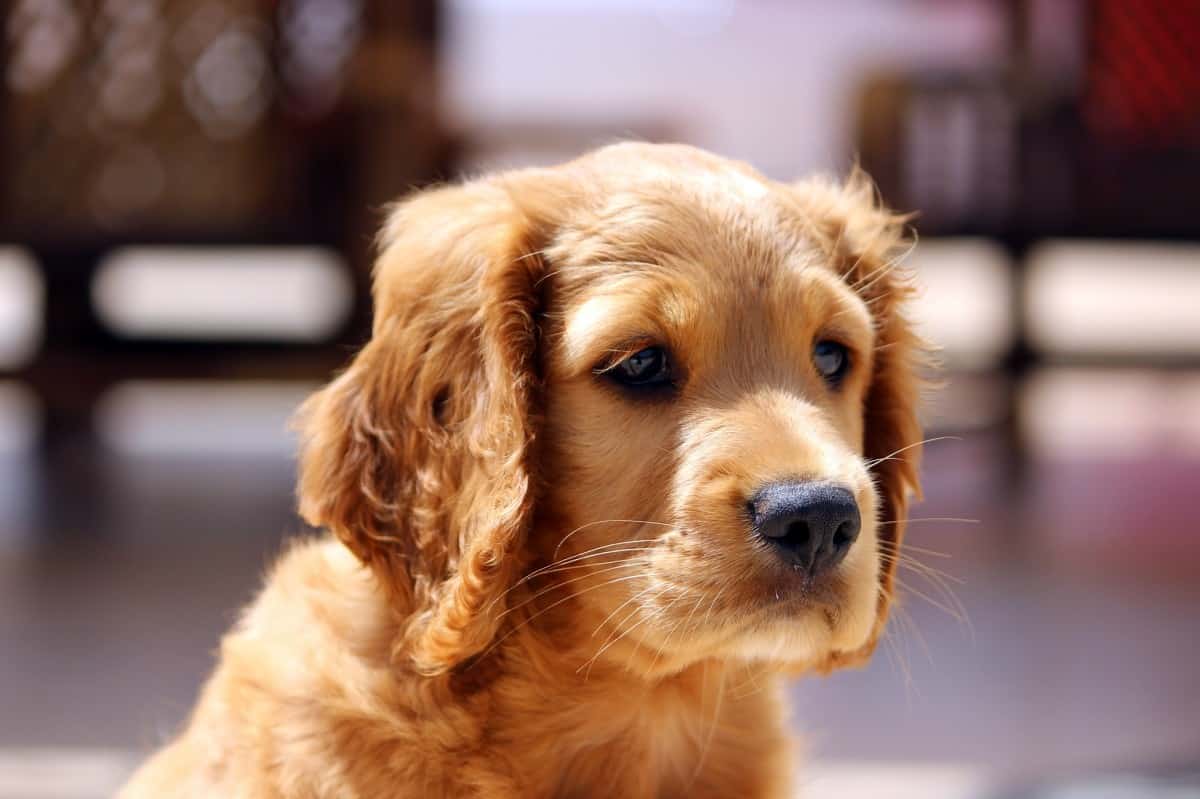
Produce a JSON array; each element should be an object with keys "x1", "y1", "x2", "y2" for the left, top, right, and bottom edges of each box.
[
  {"x1": 697, "y1": 552, "x2": 878, "y2": 662},
  {"x1": 767, "y1": 575, "x2": 845, "y2": 613},
  {"x1": 642, "y1": 567, "x2": 847, "y2": 637},
  {"x1": 730, "y1": 571, "x2": 847, "y2": 629},
  {"x1": 617, "y1": 510, "x2": 880, "y2": 666}
]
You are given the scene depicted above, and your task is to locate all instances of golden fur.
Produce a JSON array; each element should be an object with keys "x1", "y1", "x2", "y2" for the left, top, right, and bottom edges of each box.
[{"x1": 121, "y1": 143, "x2": 927, "y2": 798}]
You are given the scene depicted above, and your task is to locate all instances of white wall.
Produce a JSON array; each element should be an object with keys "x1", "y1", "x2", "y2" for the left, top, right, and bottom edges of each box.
[{"x1": 443, "y1": 0, "x2": 1004, "y2": 178}]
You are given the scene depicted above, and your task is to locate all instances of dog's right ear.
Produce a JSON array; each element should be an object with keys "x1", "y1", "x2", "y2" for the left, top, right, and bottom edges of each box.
[{"x1": 294, "y1": 175, "x2": 555, "y2": 674}]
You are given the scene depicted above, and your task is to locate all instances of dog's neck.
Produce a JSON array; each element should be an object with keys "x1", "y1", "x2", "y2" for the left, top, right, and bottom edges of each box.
[
  {"x1": 457, "y1": 598, "x2": 787, "y2": 796},
  {"x1": 491, "y1": 575, "x2": 760, "y2": 690}
]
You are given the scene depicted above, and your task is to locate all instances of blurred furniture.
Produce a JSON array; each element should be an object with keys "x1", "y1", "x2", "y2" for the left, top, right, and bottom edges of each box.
[
  {"x1": 0, "y1": 0, "x2": 451, "y2": 446},
  {"x1": 854, "y1": 0, "x2": 1200, "y2": 481}
]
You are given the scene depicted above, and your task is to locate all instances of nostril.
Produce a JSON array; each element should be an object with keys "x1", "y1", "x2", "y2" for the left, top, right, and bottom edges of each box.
[
  {"x1": 783, "y1": 520, "x2": 810, "y2": 548},
  {"x1": 832, "y1": 522, "x2": 854, "y2": 552}
]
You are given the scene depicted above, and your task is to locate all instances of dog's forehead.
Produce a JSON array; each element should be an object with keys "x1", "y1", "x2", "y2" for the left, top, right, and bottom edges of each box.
[
  {"x1": 541, "y1": 153, "x2": 866, "y2": 362},
  {"x1": 545, "y1": 170, "x2": 817, "y2": 286}
]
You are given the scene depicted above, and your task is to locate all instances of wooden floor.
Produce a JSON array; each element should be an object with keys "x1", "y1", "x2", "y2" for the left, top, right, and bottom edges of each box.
[{"x1": 1, "y1": 432, "x2": 1198, "y2": 796}]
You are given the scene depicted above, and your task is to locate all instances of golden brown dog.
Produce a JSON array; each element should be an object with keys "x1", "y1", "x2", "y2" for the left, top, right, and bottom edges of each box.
[{"x1": 121, "y1": 142, "x2": 926, "y2": 798}]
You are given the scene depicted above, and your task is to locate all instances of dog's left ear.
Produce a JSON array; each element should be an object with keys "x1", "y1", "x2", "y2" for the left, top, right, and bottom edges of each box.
[
  {"x1": 294, "y1": 174, "x2": 554, "y2": 674},
  {"x1": 791, "y1": 170, "x2": 930, "y2": 667}
]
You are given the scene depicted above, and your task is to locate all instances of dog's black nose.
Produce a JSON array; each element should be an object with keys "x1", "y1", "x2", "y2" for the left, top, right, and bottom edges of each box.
[{"x1": 749, "y1": 482, "x2": 861, "y2": 575}]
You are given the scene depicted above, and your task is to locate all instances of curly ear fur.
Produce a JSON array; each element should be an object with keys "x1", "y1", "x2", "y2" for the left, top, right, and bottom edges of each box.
[
  {"x1": 792, "y1": 170, "x2": 930, "y2": 667},
  {"x1": 295, "y1": 178, "x2": 547, "y2": 674}
]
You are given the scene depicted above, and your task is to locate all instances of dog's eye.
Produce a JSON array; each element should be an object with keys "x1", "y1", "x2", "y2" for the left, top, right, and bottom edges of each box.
[
  {"x1": 606, "y1": 346, "x2": 673, "y2": 388},
  {"x1": 813, "y1": 340, "x2": 850, "y2": 384}
]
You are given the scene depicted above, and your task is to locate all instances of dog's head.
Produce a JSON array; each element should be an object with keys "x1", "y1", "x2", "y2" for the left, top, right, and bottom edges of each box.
[{"x1": 297, "y1": 143, "x2": 926, "y2": 677}]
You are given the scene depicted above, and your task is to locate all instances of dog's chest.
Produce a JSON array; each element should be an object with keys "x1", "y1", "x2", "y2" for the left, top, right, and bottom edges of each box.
[{"x1": 530, "y1": 681, "x2": 716, "y2": 797}]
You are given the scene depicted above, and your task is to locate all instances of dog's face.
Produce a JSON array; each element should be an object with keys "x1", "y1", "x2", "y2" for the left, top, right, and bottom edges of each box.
[
  {"x1": 537, "y1": 187, "x2": 885, "y2": 673},
  {"x1": 297, "y1": 143, "x2": 924, "y2": 677}
]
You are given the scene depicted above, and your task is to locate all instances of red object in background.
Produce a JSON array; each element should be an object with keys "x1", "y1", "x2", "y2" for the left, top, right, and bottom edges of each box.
[{"x1": 1086, "y1": 0, "x2": 1200, "y2": 145}]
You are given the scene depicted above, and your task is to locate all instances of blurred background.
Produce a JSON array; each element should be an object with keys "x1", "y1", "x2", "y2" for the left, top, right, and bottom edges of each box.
[{"x1": 1, "y1": 1, "x2": 1199, "y2": 797}]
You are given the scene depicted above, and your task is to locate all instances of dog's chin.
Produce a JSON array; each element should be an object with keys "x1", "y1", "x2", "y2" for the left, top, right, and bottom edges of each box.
[
  {"x1": 623, "y1": 585, "x2": 879, "y2": 678},
  {"x1": 729, "y1": 607, "x2": 873, "y2": 667},
  {"x1": 716, "y1": 579, "x2": 881, "y2": 667},
  {"x1": 629, "y1": 538, "x2": 883, "y2": 673}
]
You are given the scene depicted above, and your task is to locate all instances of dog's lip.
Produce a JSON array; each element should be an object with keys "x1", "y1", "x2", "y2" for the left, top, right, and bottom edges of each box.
[
  {"x1": 756, "y1": 571, "x2": 844, "y2": 615},
  {"x1": 712, "y1": 590, "x2": 843, "y2": 647},
  {"x1": 758, "y1": 551, "x2": 848, "y2": 593}
]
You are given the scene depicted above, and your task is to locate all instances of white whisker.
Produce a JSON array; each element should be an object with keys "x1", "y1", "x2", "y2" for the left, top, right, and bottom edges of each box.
[
  {"x1": 865, "y1": 436, "x2": 961, "y2": 469},
  {"x1": 553, "y1": 519, "x2": 673, "y2": 561}
]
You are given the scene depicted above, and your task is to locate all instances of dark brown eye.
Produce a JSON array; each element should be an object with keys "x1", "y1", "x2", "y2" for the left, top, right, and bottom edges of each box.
[
  {"x1": 606, "y1": 346, "x2": 673, "y2": 389},
  {"x1": 813, "y1": 340, "x2": 849, "y2": 385}
]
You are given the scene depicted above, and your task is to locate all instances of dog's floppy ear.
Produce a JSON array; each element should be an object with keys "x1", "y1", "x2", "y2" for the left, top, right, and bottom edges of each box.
[
  {"x1": 792, "y1": 170, "x2": 929, "y2": 667},
  {"x1": 295, "y1": 176, "x2": 549, "y2": 674}
]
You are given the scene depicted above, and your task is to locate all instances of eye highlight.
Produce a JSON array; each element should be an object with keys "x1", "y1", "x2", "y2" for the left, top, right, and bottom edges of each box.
[
  {"x1": 813, "y1": 340, "x2": 850, "y2": 385},
  {"x1": 598, "y1": 346, "x2": 675, "y2": 392}
]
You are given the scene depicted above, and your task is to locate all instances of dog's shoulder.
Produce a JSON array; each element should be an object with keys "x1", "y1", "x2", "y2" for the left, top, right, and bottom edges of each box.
[
  {"x1": 122, "y1": 537, "x2": 427, "y2": 797},
  {"x1": 235, "y1": 535, "x2": 394, "y2": 662},
  {"x1": 217, "y1": 535, "x2": 401, "y2": 711}
]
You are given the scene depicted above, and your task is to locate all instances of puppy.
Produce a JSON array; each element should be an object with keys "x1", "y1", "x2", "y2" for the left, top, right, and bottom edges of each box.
[{"x1": 121, "y1": 142, "x2": 926, "y2": 798}]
